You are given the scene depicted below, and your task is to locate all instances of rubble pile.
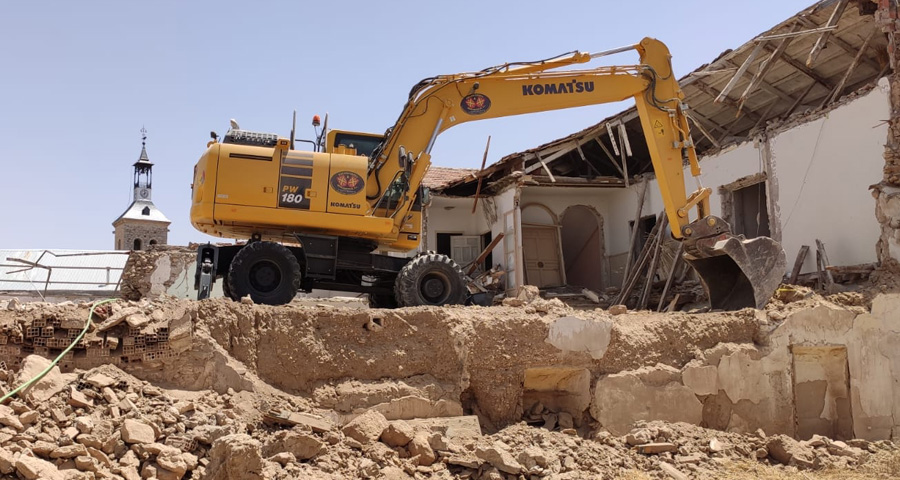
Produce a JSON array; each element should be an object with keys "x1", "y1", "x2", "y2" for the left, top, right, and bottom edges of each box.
[{"x1": 0, "y1": 361, "x2": 895, "y2": 480}]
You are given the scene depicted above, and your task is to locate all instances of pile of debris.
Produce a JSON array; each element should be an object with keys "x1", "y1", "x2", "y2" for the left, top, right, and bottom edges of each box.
[{"x1": 0, "y1": 355, "x2": 895, "y2": 480}]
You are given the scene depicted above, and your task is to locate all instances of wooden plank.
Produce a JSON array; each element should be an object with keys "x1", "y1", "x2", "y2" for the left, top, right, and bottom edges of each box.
[
  {"x1": 471, "y1": 136, "x2": 491, "y2": 214},
  {"x1": 796, "y1": 14, "x2": 880, "y2": 71},
  {"x1": 657, "y1": 242, "x2": 685, "y2": 312},
  {"x1": 594, "y1": 137, "x2": 626, "y2": 178},
  {"x1": 616, "y1": 215, "x2": 661, "y2": 306},
  {"x1": 740, "y1": 25, "x2": 799, "y2": 106},
  {"x1": 806, "y1": 0, "x2": 850, "y2": 68},
  {"x1": 781, "y1": 81, "x2": 818, "y2": 120},
  {"x1": 639, "y1": 214, "x2": 668, "y2": 310},
  {"x1": 621, "y1": 179, "x2": 648, "y2": 289},
  {"x1": 716, "y1": 42, "x2": 766, "y2": 103},
  {"x1": 466, "y1": 233, "x2": 504, "y2": 275},
  {"x1": 764, "y1": 44, "x2": 833, "y2": 89},
  {"x1": 816, "y1": 239, "x2": 836, "y2": 290},
  {"x1": 692, "y1": 80, "x2": 763, "y2": 123},
  {"x1": 789, "y1": 245, "x2": 810, "y2": 284},
  {"x1": 822, "y1": 28, "x2": 876, "y2": 107},
  {"x1": 535, "y1": 152, "x2": 556, "y2": 183}
]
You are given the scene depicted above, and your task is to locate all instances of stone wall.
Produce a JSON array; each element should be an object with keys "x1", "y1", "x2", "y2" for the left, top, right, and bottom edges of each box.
[{"x1": 113, "y1": 222, "x2": 168, "y2": 252}]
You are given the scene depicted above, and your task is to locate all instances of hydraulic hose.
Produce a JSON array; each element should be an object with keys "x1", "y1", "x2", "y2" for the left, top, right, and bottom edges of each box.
[{"x1": 0, "y1": 298, "x2": 117, "y2": 404}]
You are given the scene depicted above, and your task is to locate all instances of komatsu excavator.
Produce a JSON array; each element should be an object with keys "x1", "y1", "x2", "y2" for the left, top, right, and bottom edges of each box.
[{"x1": 190, "y1": 37, "x2": 786, "y2": 310}]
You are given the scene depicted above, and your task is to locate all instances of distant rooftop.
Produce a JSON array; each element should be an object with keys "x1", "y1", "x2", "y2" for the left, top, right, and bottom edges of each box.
[
  {"x1": 113, "y1": 200, "x2": 170, "y2": 225},
  {"x1": 423, "y1": 166, "x2": 479, "y2": 190}
]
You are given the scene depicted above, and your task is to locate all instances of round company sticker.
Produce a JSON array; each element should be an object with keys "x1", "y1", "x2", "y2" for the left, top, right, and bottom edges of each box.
[
  {"x1": 331, "y1": 171, "x2": 364, "y2": 195},
  {"x1": 460, "y1": 93, "x2": 491, "y2": 115}
]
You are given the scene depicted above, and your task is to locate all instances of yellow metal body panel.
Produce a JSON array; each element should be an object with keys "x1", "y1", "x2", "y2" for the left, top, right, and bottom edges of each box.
[{"x1": 325, "y1": 155, "x2": 367, "y2": 215}]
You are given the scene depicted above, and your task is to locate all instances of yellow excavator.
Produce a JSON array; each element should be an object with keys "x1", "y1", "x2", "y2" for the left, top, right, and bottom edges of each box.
[{"x1": 190, "y1": 37, "x2": 786, "y2": 310}]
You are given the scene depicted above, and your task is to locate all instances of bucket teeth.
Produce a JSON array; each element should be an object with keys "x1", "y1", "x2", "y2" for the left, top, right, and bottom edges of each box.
[{"x1": 682, "y1": 217, "x2": 786, "y2": 310}]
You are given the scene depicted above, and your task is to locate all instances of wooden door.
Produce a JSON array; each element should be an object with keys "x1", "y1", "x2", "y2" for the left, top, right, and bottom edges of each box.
[{"x1": 523, "y1": 226, "x2": 563, "y2": 288}]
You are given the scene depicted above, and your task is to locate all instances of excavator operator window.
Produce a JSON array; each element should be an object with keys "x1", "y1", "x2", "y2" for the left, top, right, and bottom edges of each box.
[{"x1": 331, "y1": 133, "x2": 383, "y2": 158}]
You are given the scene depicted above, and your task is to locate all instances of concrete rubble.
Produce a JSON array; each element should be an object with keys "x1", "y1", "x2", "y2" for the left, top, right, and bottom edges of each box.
[{"x1": 0, "y1": 276, "x2": 897, "y2": 478}]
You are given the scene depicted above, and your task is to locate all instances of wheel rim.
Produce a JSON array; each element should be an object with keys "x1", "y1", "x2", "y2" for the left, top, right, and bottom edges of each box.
[
  {"x1": 249, "y1": 260, "x2": 283, "y2": 294},
  {"x1": 420, "y1": 271, "x2": 452, "y2": 304}
]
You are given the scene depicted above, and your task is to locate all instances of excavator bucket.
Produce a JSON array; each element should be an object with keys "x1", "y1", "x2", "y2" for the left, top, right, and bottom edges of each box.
[{"x1": 682, "y1": 217, "x2": 786, "y2": 310}]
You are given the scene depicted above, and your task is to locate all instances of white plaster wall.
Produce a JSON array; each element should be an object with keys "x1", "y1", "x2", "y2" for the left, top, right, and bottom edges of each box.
[
  {"x1": 772, "y1": 79, "x2": 889, "y2": 272},
  {"x1": 423, "y1": 196, "x2": 491, "y2": 252}
]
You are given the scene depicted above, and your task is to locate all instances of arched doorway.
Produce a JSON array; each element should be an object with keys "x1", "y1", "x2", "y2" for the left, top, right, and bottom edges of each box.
[
  {"x1": 561, "y1": 206, "x2": 604, "y2": 291},
  {"x1": 521, "y1": 203, "x2": 563, "y2": 288}
]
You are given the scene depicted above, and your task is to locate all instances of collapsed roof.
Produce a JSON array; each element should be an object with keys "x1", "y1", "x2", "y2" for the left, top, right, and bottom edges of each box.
[{"x1": 436, "y1": 0, "x2": 886, "y2": 197}]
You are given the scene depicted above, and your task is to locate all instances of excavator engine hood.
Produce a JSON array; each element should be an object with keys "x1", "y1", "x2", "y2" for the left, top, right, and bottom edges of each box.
[{"x1": 682, "y1": 216, "x2": 786, "y2": 311}]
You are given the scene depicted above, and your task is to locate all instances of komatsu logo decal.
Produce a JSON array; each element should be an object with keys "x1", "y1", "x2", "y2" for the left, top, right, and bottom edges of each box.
[
  {"x1": 522, "y1": 80, "x2": 594, "y2": 96},
  {"x1": 330, "y1": 201, "x2": 361, "y2": 209}
]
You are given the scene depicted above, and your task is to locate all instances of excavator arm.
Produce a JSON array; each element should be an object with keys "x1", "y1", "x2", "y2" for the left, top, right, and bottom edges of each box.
[
  {"x1": 370, "y1": 37, "x2": 785, "y2": 309},
  {"x1": 369, "y1": 38, "x2": 708, "y2": 237}
]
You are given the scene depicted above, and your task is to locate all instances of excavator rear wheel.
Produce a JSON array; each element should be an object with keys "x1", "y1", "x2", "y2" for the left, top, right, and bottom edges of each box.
[
  {"x1": 394, "y1": 253, "x2": 467, "y2": 307},
  {"x1": 227, "y1": 241, "x2": 301, "y2": 305}
]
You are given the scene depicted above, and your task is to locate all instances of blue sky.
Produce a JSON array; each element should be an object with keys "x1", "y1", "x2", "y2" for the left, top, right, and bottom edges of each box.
[{"x1": 0, "y1": 1, "x2": 812, "y2": 249}]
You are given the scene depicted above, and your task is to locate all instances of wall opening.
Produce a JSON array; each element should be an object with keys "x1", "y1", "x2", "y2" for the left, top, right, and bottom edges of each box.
[
  {"x1": 791, "y1": 345, "x2": 853, "y2": 440},
  {"x1": 522, "y1": 367, "x2": 591, "y2": 428},
  {"x1": 628, "y1": 214, "x2": 657, "y2": 261},
  {"x1": 133, "y1": 238, "x2": 142, "y2": 251},
  {"x1": 733, "y1": 182, "x2": 771, "y2": 238},
  {"x1": 561, "y1": 206, "x2": 605, "y2": 291}
]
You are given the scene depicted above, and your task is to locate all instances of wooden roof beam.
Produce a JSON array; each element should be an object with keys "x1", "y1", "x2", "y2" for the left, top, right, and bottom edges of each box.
[
  {"x1": 764, "y1": 43, "x2": 834, "y2": 89},
  {"x1": 807, "y1": 0, "x2": 850, "y2": 67},
  {"x1": 691, "y1": 79, "x2": 764, "y2": 124},
  {"x1": 796, "y1": 11, "x2": 881, "y2": 71}
]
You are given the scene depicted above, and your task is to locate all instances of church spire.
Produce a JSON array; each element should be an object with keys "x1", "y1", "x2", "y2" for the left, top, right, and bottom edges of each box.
[{"x1": 133, "y1": 127, "x2": 153, "y2": 200}]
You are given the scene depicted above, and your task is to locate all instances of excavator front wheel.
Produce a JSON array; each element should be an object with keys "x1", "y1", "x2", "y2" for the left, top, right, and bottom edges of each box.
[
  {"x1": 227, "y1": 241, "x2": 301, "y2": 305},
  {"x1": 395, "y1": 253, "x2": 467, "y2": 307}
]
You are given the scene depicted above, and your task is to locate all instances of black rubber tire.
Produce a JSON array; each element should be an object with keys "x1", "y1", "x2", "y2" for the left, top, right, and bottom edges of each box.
[
  {"x1": 394, "y1": 253, "x2": 466, "y2": 307},
  {"x1": 368, "y1": 294, "x2": 398, "y2": 309},
  {"x1": 227, "y1": 241, "x2": 301, "y2": 305},
  {"x1": 221, "y1": 276, "x2": 234, "y2": 301}
]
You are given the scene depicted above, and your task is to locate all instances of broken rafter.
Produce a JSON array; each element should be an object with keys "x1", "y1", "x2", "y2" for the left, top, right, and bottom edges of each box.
[
  {"x1": 716, "y1": 42, "x2": 766, "y2": 103},
  {"x1": 806, "y1": 0, "x2": 850, "y2": 68},
  {"x1": 471, "y1": 135, "x2": 491, "y2": 214},
  {"x1": 740, "y1": 24, "x2": 799, "y2": 107},
  {"x1": 724, "y1": 58, "x2": 795, "y2": 105},
  {"x1": 781, "y1": 80, "x2": 818, "y2": 120},
  {"x1": 594, "y1": 137, "x2": 626, "y2": 178},
  {"x1": 822, "y1": 28, "x2": 877, "y2": 107},
  {"x1": 692, "y1": 79, "x2": 763, "y2": 123},
  {"x1": 796, "y1": 15, "x2": 881, "y2": 72},
  {"x1": 685, "y1": 113, "x2": 721, "y2": 149},
  {"x1": 764, "y1": 43, "x2": 834, "y2": 89},
  {"x1": 754, "y1": 25, "x2": 838, "y2": 42}
]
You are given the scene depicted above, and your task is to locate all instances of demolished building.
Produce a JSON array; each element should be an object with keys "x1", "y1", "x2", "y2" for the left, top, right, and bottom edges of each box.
[{"x1": 423, "y1": 0, "x2": 892, "y2": 299}]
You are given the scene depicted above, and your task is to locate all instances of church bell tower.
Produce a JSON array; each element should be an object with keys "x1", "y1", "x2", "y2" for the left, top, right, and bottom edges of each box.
[{"x1": 113, "y1": 128, "x2": 171, "y2": 250}]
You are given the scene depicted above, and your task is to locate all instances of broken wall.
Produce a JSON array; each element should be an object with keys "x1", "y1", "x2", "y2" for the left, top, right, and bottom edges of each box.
[
  {"x1": 2, "y1": 293, "x2": 898, "y2": 441},
  {"x1": 612, "y1": 78, "x2": 890, "y2": 275}
]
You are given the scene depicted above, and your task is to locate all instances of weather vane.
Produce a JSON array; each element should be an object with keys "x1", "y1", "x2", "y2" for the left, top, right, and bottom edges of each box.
[{"x1": 141, "y1": 126, "x2": 148, "y2": 146}]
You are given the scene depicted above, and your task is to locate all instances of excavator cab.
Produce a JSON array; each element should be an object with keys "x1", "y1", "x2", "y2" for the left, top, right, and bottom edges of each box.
[{"x1": 681, "y1": 215, "x2": 786, "y2": 310}]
